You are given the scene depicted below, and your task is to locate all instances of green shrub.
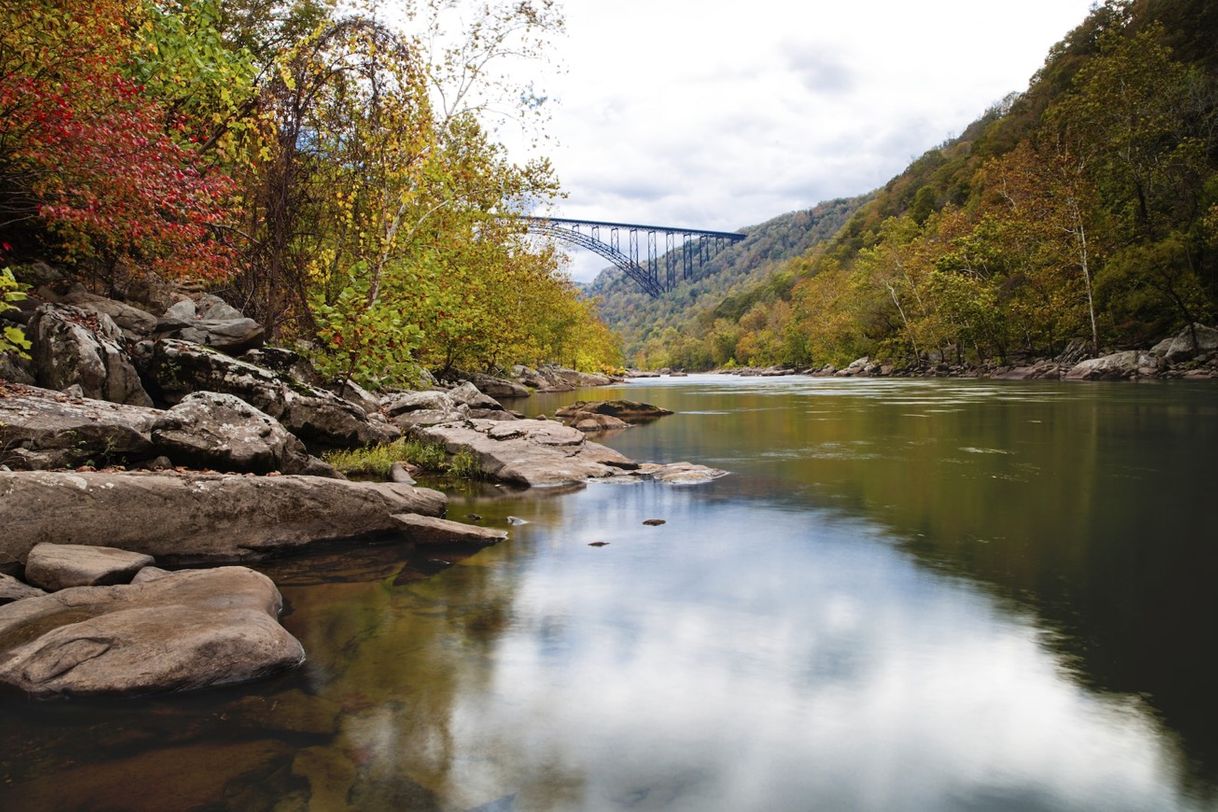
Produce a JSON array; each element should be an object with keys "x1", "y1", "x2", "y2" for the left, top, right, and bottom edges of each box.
[{"x1": 323, "y1": 438, "x2": 479, "y2": 480}]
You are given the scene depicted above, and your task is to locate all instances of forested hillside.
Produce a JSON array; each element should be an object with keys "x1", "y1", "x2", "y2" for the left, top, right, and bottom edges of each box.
[
  {"x1": 0, "y1": 0, "x2": 621, "y2": 387},
  {"x1": 587, "y1": 197, "x2": 863, "y2": 366},
  {"x1": 618, "y1": 0, "x2": 1218, "y2": 371}
]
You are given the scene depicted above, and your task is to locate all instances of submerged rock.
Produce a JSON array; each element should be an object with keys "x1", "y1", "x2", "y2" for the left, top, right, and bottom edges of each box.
[
  {"x1": 555, "y1": 399, "x2": 674, "y2": 428},
  {"x1": 0, "y1": 470, "x2": 446, "y2": 568},
  {"x1": 24, "y1": 543, "x2": 155, "y2": 591},
  {"x1": 0, "y1": 566, "x2": 303, "y2": 697},
  {"x1": 391, "y1": 514, "x2": 508, "y2": 546}
]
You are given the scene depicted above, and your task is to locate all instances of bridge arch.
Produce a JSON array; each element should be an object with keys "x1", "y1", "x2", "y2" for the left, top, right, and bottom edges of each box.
[{"x1": 520, "y1": 216, "x2": 745, "y2": 298}]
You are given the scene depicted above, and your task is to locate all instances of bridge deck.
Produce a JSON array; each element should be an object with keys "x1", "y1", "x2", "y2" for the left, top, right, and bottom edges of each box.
[{"x1": 523, "y1": 216, "x2": 744, "y2": 240}]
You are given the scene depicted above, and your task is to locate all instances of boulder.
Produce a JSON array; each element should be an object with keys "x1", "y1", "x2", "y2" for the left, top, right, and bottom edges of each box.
[
  {"x1": 1064, "y1": 351, "x2": 1156, "y2": 381},
  {"x1": 0, "y1": 385, "x2": 335, "y2": 475},
  {"x1": 555, "y1": 399, "x2": 674, "y2": 425},
  {"x1": 0, "y1": 566, "x2": 304, "y2": 697},
  {"x1": 0, "y1": 385, "x2": 160, "y2": 470},
  {"x1": 447, "y1": 381, "x2": 503, "y2": 411},
  {"x1": 0, "y1": 352, "x2": 36, "y2": 385},
  {"x1": 455, "y1": 371, "x2": 530, "y2": 400},
  {"x1": 0, "y1": 573, "x2": 46, "y2": 605},
  {"x1": 0, "y1": 470, "x2": 446, "y2": 568},
  {"x1": 239, "y1": 347, "x2": 324, "y2": 386},
  {"x1": 28, "y1": 304, "x2": 152, "y2": 406},
  {"x1": 835, "y1": 357, "x2": 870, "y2": 377},
  {"x1": 415, "y1": 418, "x2": 637, "y2": 487},
  {"x1": 157, "y1": 296, "x2": 265, "y2": 353},
  {"x1": 143, "y1": 339, "x2": 398, "y2": 448},
  {"x1": 383, "y1": 390, "x2": 457, "y2": 416},
  {"x1": 24, "y1": 543, "x2": 155, "y2": 591},
  {"x1": 391, "y1": 514, "x2": 508, "y2": 545},
  {"x1": 151, "y1": 392, "x2": 338, "y2": 477},
  {"x1": 60, "y1": 289, "x2": 158, "y2": 339},
  {"x1": 568, "y1": 413, "x2": 630, "y2": 432},
  {"x1": 388, "y1": 462, "x2": 416, "y2": 485},
  {"x1": 174, "y1": 318, "x2": 265, "y2": 353},
  {"x1": 334, "y1": 378, "x2": 380, "y2": 414},
  {"x1": 391, "y1": 407, "x2": 467, "y2": 429},
  {"x1": 1151, "y1": 323, "x2": 1218, "y2": 362}
]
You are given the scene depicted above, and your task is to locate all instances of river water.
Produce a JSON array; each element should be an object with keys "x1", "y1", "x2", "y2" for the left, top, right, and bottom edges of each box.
[{"x1": 2, "y1": 376, "x2": 1217, "y2": 811}]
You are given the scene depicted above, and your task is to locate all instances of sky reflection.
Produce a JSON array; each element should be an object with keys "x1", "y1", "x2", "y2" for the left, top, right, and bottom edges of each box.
[{"x1": 430, "y1": 482, "x2": 1201, "y2": 811}]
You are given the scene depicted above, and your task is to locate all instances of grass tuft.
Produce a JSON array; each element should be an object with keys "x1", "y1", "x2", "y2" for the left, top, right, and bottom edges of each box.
[{"x1": 323, "y1": 438, "x2": 481, "y2": 480}]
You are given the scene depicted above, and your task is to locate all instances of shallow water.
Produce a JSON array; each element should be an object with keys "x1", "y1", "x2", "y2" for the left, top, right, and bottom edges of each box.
[{"x1": 2, "y1": 376, "x2": 1217, "y2": 811}]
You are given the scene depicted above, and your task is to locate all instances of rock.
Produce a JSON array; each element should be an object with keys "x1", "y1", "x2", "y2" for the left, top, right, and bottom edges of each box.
[
  {"x1": 9, "y1": 260, "x2": 64, "y2": 288},
  {"x1": 0, "y1": 385, "x2": 160, "y2": 470},
  {"x1": 174, "y1": 318, "x2": 265, "y2": 354},
  {"x1": 388, "y1": 462, "x2": 416, "y2": 485},
  {"x1": 631, "y1": 462, "x2": 729, "y2": 485},
  {"x1": 335, "y1": 378, "x2": 380, "y2": 414},
  {"x1": 60, "y1": 289, "x2": 158, "y2": 339},
  {"x1": 239, "y1": 347, "x2": 323, "y2": 386},
  {"x1": 569, "y1": 413, "x2": 629, "y2": 432},
  {"x1": 143, "y1": 339, "x2": 398, "y2": 448},
  {"x1": 131, "y1": 566, "x2": 172, "y2": 584},
  {"x1": 157, "y1": 296, "x2": 265, "y2": 354},
  {"x1": 0, "y1": 352, "x2": 36, "y2": 385},
  {"x1": 391, "y1": 407, "x2": 467, "y2": 429},
  {"x1": 1151, "y1": 323, "x2": 1218, "y2": 362},
  {"x1": 0, "y1": 573, "x2": 46, "y2": 604},
  {"x1": 1064, "y1": 351, "x2": 1155, "y2": 381},
  {"x1": 151, "y1": 392, "x2": 338, "y2": 477},
  {"x1": 511, "y1": 364, "x2": 615, "y2": 392},
  {"x1": 555, "y1": 399, "x2": 674, "y2": 425},
  {"x1": 451, "y1": 371, "x2": 531, "y2": 399},
  {"x1": 0, "y1": 566, "x2": 303, "y2": 697},
  {"x1": 0, "y1": 385, "x2": 334, "y2": 476},
  {"x1": 642, "y1": 519, "x2": 666, "y2": 526},
  {"x1": 448, "y1": 381, "x2": 503, "y2": 411},
  {"x1": 383, "y1": 390, "x2": 458, "y2": 416},
  {"x1": 391, "y1": 514, "x2": 508, "y2": 545},
  {"x1": 0, "y1": 471, "x2": 446, "y2": 568},
  {"x1": 415, "y1": 418, "x2": 636, "y2": 487},
  {"x1": 163, "y1": 300, "x2": 197, "y2": 321},
  {"x1": 23, "y1": 543, "x2": 155, "y2": 591},
  {"x1": 991, "y1": 361, "x2": 1063, "y2": 381},
  {"x1": 588, "y1": 541, "x2": 610, "y2": 547},
  {"x1": 506, "y1": 516, "x2": 528, "y2": 525},
  {"x1": 194, "y1": 294, "x2": 245, "y2": 323},
  {"x1": 835, "y1": 357, "x2": 870, "y2": 377},
  {"x1": 28, "y1": 304, "x2": 153, "y2": 406}
]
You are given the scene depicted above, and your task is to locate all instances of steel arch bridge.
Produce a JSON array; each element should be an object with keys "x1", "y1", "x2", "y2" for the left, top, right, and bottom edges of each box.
[{"x1": 519, "y1": 216, "x2": 746, "y2": 297}]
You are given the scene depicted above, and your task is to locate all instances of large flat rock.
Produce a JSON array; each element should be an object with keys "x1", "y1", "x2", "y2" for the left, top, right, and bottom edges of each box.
[
  {"x1": 0, "y1": 567, "x2": 303, "y2": 697},
  {"x1": 392, "y1": 513, "x2": 508, "y2": 545},
  {"x1": 416, "y1": 418, "x2": 637, "y2": 487},
  {"x1": 0, "y1": 471, "x2": 446, "y2": 569},
  {"x1": 24, "y1": 543, "x2": 156, "y2": 591}
]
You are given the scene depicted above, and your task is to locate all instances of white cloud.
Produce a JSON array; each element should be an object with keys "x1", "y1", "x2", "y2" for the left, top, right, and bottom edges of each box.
[{"x1": 504, "y1": 0, "x2": 1096, "y2": 281}]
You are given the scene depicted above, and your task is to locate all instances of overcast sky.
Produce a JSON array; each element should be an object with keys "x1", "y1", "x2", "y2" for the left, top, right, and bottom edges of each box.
[{"x1": 510, "y1": 0, "x2": 1096, "y2": 281}]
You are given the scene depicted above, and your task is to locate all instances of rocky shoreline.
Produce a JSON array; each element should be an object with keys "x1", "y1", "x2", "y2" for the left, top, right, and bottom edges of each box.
[
  {"x1": 0, "y1": 274, "x2": 720, "y2": 699},
  {"x1": 648, "y1": 325, "x2": 1218, "y2": 382}
]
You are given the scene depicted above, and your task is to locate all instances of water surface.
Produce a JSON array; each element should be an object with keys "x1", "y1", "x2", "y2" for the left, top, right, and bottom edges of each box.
[{"x1": 2, "y1": 376, "x2": 1216, "y2": 811}]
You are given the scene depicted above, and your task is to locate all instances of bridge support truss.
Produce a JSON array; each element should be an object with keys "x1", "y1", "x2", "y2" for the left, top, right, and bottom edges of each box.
[{"x1": 520, "y1": 216, "x2": 746, "y2": 297}]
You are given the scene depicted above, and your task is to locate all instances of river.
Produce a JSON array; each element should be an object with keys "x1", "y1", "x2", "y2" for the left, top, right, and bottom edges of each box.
[{"x1": 2, "y1": 375, "x2": 1216, "y2": 810}]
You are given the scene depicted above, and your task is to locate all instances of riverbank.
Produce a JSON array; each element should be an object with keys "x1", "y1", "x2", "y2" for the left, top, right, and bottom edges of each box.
[
  {"x1": 685, "y1": 324, "x2": 1218, "y2": 382},
  {"x1": 0, "y1": 277, "x2": 720, "y2": 699}
]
